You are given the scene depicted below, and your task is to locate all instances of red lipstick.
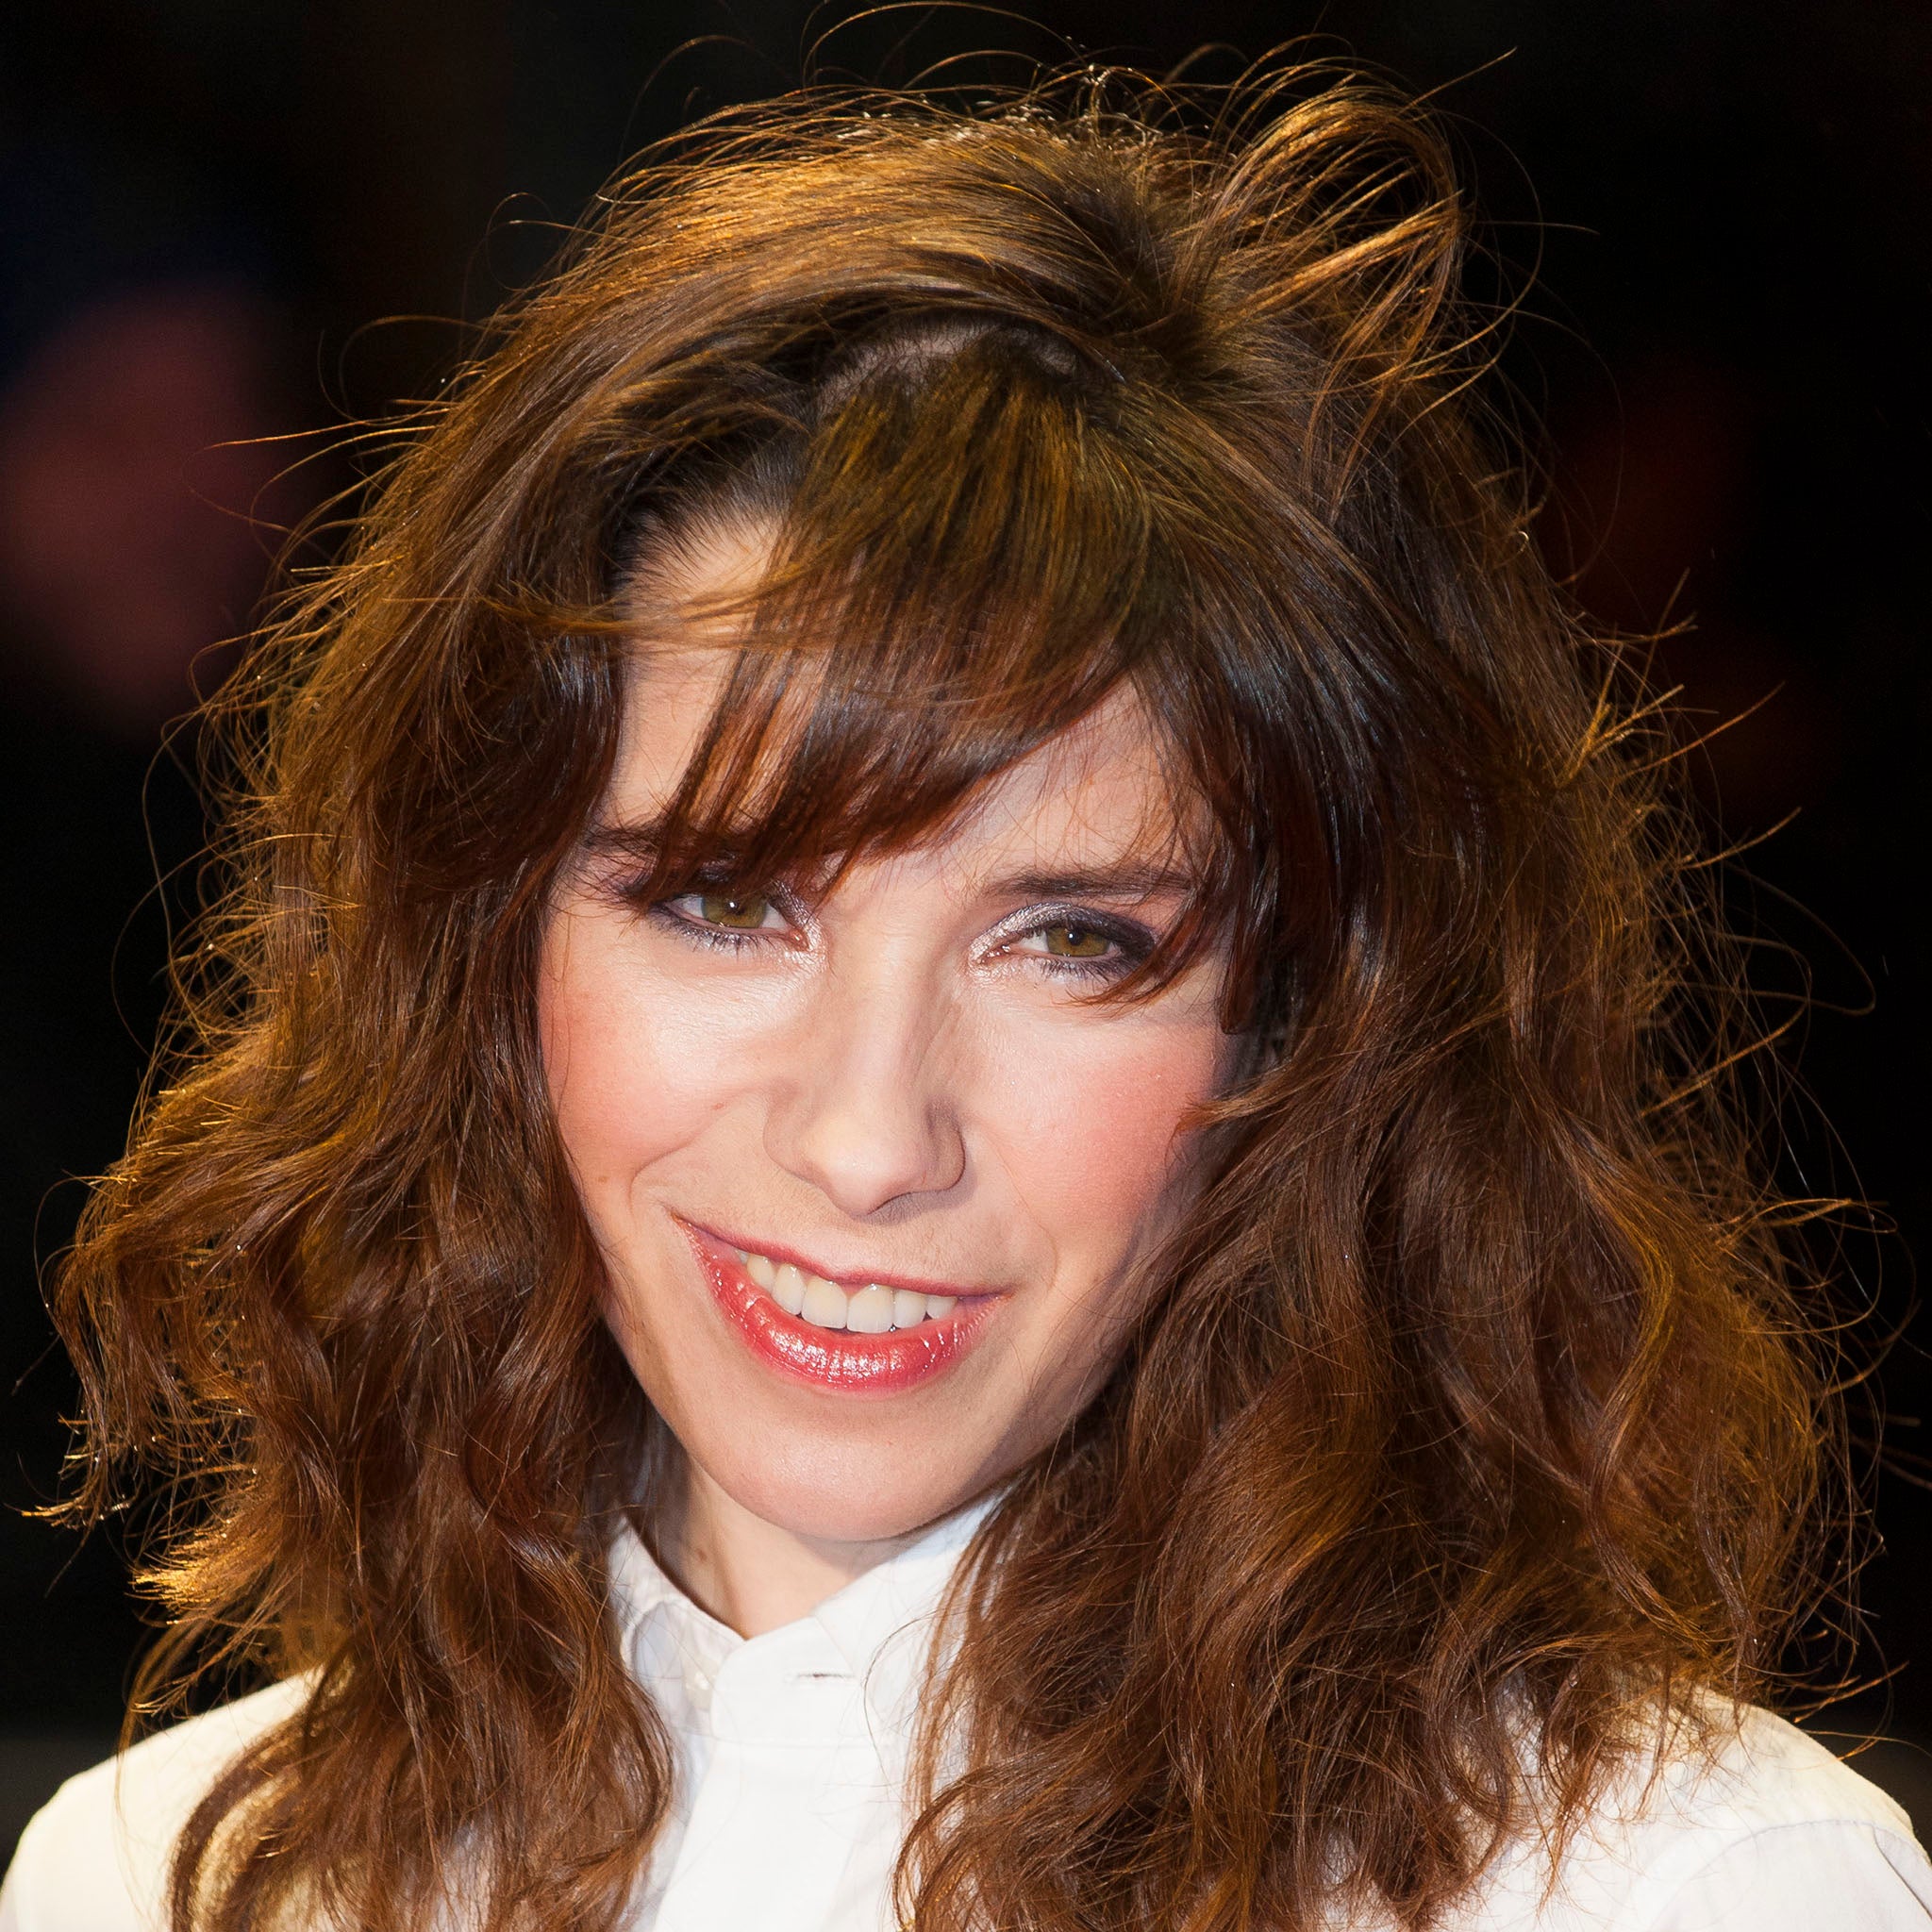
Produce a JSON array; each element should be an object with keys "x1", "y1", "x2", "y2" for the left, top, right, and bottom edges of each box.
[{"x1": 679, "y1": 1221, "x2": 1000, "y2": 1394}]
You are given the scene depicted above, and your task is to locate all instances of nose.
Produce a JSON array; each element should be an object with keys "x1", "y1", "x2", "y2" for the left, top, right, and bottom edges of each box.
[{"x1": 762, "y1": 968, "x2": 967, "y2": 1219}]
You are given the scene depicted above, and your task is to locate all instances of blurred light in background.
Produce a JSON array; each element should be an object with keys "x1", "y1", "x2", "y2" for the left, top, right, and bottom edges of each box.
[{"x1": 0, "y1": 282, "x2": 292, "y2": 732}]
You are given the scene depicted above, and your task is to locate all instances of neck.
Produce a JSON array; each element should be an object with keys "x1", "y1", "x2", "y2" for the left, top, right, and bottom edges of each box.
[{"x1": 663, "y1": 1457, "x2": 926, "y2": 1638}]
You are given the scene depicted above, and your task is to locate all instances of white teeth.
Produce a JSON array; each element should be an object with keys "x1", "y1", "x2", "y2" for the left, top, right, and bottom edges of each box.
[
  {"x1": 771, "y1": 1261, "x2": 807, "y2": 1315},
  {"x1": 845, "y1": 1285, "x2": 895, "y2": 1334},
  {"x1": 799, "y1": 1273, "x2": 848, "y2": 1328},
  {"x1": 736, "y1": 1246, "x2": 965, "y2": 1330}
]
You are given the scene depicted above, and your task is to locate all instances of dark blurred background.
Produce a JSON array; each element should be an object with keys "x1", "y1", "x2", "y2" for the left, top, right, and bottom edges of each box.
[{"x1": 3, "y1": 0, "x2": 1928, "y2": 1858}]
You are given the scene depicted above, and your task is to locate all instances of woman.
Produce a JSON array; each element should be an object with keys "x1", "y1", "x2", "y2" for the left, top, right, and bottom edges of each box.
[{"x1": 5, "y1": 62, "x2": 1926, "y2": 1932}]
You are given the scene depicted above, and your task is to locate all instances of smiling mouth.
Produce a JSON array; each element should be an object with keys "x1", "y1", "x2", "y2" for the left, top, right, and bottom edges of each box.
[
  {"x1": 733, "y1": 1244, "x2": 958, "y2": 1332},
  {"x1": 677, "y1": 1220, "x2": 999, "y2": 1393}
]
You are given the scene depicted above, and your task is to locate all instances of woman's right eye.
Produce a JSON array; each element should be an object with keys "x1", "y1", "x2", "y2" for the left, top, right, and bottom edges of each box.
[
  {"x1": 656, "y1": 888, "x2": 792, "y2": 938},
  {"x1": 699, "y1": 891, "x2": 775, "y2": 930}
]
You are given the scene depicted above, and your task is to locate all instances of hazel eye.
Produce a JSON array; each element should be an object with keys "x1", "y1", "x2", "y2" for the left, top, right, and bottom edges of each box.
[
  {"x1": 694, "y1": 890, "x2": 778, "y2": 930},
  {"x1": 646, "y1": 883, "x2": 797, "y2": 953},
  {"x1": 991, "y1": 906, "x2": 1154, "y2": 978},
  {"x1": 1025, "y1": 923, "x2": 1115, "y2": 959}
]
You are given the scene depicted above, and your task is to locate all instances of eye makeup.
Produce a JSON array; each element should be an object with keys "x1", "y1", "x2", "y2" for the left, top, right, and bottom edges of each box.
[{"x1": 976, "y1": 902, "x2": 1158, "y2": 981}]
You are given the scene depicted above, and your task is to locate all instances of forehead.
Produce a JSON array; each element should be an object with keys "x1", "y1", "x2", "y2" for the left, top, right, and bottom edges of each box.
[
  {"x1": 605, "y1": 503, "x2": 1196, "y2": 882},
  {"x1": 608, "y1": 642, "x2": 1186, "y2": 882}
]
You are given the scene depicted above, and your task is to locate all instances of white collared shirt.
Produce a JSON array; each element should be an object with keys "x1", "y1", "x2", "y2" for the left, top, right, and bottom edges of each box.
[
  {"x1": 605, "y1": 1497, "x2": 985, "y2": 1931},
  {"x1": 6, "y1": 1499, "x2": 1932, "y2": 1930}
]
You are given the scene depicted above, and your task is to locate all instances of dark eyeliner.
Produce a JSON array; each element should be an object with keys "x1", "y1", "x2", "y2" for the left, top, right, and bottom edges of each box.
[
  {"x1": 987, "y1": 903, "x2": 1159, "y2": 980},
  {"x1": 643, "y1": 878, "x2": 804, "y2": 953}
]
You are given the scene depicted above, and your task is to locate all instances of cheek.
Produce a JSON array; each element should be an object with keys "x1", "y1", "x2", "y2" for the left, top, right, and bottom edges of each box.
[
  {"x1": 538, "y1": 914, "x2": 714, "y2": 1202},
  {"x1": 987, "y1": 1014, "x2": 1225, "y2": 1271}
]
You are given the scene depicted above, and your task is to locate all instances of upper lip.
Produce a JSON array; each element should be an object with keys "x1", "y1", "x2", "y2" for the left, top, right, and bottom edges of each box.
[{"x1": 681, "y1": 1217, "x2": 999, "y2": 1301}]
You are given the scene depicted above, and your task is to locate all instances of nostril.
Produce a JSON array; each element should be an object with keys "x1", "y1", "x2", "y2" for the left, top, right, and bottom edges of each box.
[{"x1": 763, "y1": 1094, "x2": 966, "y2": 1216}]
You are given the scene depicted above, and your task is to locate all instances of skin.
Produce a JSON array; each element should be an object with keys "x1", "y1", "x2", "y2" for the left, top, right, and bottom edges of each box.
[{"x1": 539, "y1": 526, "x2": 1237, "y2": 1637}]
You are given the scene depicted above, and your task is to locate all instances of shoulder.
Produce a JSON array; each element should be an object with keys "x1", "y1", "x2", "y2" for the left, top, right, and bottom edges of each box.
[
  {"x1": 1460, "y1": 1702, "x2": 1932, "y2": 1931},
  {"x1": 0, "y1": 1678, "x2": 309, "y2": 1932}
]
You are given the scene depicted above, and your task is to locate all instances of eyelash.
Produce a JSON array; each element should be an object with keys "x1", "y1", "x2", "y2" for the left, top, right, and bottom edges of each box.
[
  {"x1": 645, "y1": 905, "x2": 781, "y2": 955},
  {"x1": 981, "y1": 904, "x2": 1157, "y2": 983},
  {"x1": 641, "y1": 888, "x2": 1157, "y2": 983},
  {"x1": 641, "y1": 880, "x2": 800, "y2": 955}
]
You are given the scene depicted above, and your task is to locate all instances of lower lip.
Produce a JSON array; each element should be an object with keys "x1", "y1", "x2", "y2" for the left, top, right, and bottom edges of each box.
[{"x1": 681, "y1": 1224, "x2": 1000, "y2": 1394}]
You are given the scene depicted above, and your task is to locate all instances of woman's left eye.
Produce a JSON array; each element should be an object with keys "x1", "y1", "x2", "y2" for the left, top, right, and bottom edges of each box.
[
  {"x1": 1015, "y1": 922, "x2": 1118, "y2": 960},
  {"x1": 996, "y1": 909, "x2": 1155, "y2": 977}
]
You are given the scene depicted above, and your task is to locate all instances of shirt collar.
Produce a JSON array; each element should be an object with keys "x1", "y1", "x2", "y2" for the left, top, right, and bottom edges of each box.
[
  {"x1": 608, "y1": 1488, "x2": 1001, "y2": 1743},
  {"x1": 809, "y1": 1491, "x2": 994, "y2": 1744}
]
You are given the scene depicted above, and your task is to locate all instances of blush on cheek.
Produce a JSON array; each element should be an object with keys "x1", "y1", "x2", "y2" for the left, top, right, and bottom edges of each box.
[{"x1": 1005, "y1": 1035, "x2": 1222, "y2": 1274}]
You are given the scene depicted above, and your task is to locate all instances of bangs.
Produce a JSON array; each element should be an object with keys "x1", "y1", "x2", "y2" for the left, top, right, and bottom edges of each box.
[{"x1": 608, "y1": 314, "x2": 1288, "y2": 1018}]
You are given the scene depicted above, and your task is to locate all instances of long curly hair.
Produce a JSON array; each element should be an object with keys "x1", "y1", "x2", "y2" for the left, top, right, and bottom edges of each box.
[{"x1": 51, "y1": 61, "x2": 1846, "y2": 1932}]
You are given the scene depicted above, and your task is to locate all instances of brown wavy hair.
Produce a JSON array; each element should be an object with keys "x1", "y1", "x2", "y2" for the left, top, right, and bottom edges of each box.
[{"x1": 52, "y1": 60, "x2": 1846, "y2": 1932}]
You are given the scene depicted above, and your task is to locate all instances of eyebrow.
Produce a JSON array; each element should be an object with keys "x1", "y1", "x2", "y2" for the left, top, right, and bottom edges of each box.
[
  {"x1": 980, "y1": 863, "x2": 1199, "y2": 904},
  {"x1": 582, "y1": 818, "x2": 671, "y2": 857},
  {"x1": 581, "y1": 822, "x2": 1198, "y2": 903}
]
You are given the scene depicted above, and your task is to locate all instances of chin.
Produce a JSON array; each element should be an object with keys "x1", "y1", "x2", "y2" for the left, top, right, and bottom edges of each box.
[{"x1": 703, "y1": 1433, "x2": 989, "y2": 1547}]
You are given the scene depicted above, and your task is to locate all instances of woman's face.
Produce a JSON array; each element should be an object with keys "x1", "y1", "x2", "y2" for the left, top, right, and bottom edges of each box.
[{"x1": 539, "y1": 541, "x2": 1236, "y2": 1549}]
